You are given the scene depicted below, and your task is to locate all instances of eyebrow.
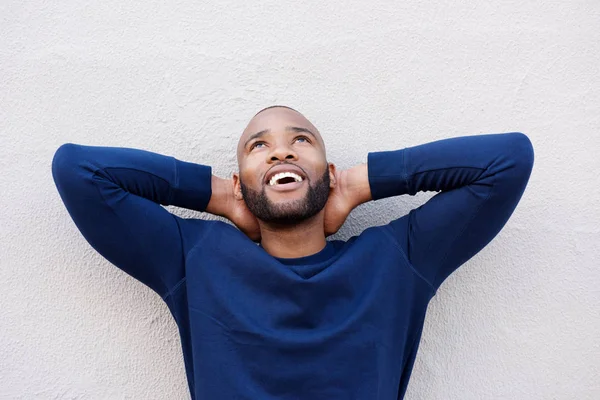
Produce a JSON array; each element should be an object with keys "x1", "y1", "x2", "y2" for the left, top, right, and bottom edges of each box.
[{"x1": 244, "y1": 126, "x2": 317, "y2": 149}]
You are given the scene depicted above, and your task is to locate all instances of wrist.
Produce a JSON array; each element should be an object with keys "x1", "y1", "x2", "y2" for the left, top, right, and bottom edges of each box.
[
  {"x1": 206, "y1": 175, "x2": 234, "y2": 217},
  {"x1": 347, "y1": 163, "x2": 372, "y2": 208}
]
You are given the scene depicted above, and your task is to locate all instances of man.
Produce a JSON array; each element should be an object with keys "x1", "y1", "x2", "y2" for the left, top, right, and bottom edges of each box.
[{"x1": 51, "y1": 105, "x2": 534, "y2": 399}]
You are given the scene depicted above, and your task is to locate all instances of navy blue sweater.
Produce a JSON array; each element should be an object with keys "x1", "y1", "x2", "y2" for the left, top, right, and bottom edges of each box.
[{"x1": 51, "y1": 132, "x2": 534, "y2": 399}]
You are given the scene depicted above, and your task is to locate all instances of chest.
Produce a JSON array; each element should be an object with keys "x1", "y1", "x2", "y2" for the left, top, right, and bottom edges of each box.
[{"x1": 184, "y1": 239, "x2": 430, "y2": 349}]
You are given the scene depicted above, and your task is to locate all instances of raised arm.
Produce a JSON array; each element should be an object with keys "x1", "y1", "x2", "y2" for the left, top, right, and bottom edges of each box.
[
  {"x1": 51, "y1": 143, "x2": 213, "y2": 298},
  {"x1": 367, "y1": 132, "x2": 534, "y2": 292}
]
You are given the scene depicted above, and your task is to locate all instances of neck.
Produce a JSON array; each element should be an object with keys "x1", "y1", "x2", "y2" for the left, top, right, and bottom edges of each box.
[{"x1": 258, "y1": 212, "x2": 327, "y2": 258}]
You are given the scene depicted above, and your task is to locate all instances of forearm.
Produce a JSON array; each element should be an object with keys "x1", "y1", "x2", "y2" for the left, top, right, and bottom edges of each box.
[
  {"x1": 367, "y1": 132, "x2": 534, "y2": 200},
  {"x1": 52, "y1": 143, "x2": 213, "y2": 212}
]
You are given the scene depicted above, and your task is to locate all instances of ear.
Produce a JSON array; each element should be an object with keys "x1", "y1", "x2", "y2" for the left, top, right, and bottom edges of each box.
[
  {"x1": 328, "y1": 162, "x2": 337, "y2": 189},
  {"x1": 232, "y1": 172, "x2": 244, "y2": 200}
]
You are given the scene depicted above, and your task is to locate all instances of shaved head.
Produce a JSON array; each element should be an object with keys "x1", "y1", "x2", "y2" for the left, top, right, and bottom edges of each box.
[
  {"x1": 253, "y1": 104, "x2": 300, "y2": 117},
  {"x1": 237, "y1": 106, "x2": 326, "y2": 163}
]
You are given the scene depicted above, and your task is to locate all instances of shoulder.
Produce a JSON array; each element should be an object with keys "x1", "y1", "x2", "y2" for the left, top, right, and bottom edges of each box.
[
  {"x1": 353, "y1": 219, "x2": 407, "y2": 242},
  {"x1": 332, "y1": 221, "x2": 406, "y2": 253},
  {"x1": 177, "y1": 217, "x2": 249, "y2": 248}
]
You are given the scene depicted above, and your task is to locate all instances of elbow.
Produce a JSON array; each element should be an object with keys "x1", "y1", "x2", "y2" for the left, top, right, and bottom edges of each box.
[
  {"x1": 51, "y1": 143, "x2": 81, "y2": 184},
  {"x1": 507, "y1": 132, "x2": 535, "y2": 173}
]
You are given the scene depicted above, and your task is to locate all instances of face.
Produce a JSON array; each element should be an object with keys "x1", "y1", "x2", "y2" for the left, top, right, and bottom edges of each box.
[{"x1": 234, "y1": 107, "x2": 335, "y2": 225}]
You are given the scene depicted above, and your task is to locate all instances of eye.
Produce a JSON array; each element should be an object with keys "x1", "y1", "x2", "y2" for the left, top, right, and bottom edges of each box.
[
  {"x1": 295, "y1": 136, "x2": 310, "y2": 144},
  {"x1": 250, "y1": 141, "x2": 266, "y2": 151}
]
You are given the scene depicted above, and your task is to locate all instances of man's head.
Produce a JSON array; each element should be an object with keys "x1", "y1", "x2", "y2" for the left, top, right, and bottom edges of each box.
[{"x1": 234, "y1": 106, "x2": 336, "y2": 225}]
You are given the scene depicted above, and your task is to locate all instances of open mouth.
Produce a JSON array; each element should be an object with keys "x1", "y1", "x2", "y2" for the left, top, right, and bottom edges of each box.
[
  {"x1": 268, "y1": 172, "x2": 304, "y2": 186},
  {"x1": 265, "y1": 171, "x2": 306, "y2": 192}
]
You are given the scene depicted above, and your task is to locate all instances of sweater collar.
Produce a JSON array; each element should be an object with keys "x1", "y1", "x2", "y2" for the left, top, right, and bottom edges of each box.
[{"x1": 259, "y1": 241, "x2": 336, "y2": 266}]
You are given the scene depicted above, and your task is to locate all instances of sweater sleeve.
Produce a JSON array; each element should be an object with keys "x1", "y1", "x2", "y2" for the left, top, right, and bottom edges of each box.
[
  {"x1": 51, "y1": 143, "x2": 213, "y2": 298},
  {"x1": 367, "y1": 132, "x2": 534, "y2": 291}
]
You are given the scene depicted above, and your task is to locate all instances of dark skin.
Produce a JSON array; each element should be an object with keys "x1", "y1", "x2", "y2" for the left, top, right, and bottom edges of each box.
[{"x1": 206, "y1": 107, "x2": 372, "y2": 258}]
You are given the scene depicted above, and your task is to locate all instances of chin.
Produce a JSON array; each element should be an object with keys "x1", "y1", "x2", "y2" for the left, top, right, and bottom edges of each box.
[
  {"x1": 269, "y1": 197, "x2": 307, "y2": 211},
  {"x1": 266, "y1": 188, "x2": 308, "y2": 203},
  {"x1": 267, "y1": 193, "x2": 306, "y2": 204}
]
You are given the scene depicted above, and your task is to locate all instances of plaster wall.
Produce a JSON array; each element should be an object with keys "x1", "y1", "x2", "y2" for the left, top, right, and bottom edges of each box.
[{"x1": 1, "y1": 1, "x2": 599, "y2": 399}]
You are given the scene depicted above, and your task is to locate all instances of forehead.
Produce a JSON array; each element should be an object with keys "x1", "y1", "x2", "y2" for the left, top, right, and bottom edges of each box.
[{"x1": 237, "y1": 108, "x2": 322, "y2": 152}]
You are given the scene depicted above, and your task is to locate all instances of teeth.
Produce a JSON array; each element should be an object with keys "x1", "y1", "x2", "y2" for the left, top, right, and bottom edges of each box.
[{"x1": 268, "y1": 172, "x2": 303, "y2": 186}]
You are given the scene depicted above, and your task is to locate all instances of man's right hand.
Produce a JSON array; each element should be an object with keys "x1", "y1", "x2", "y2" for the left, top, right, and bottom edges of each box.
[
  {"x1": 228, "y1": 195, "x2": 261, "y2": 241},
  {"x1": 207, "y1": 176, "x2": 261, "y2": 241}
]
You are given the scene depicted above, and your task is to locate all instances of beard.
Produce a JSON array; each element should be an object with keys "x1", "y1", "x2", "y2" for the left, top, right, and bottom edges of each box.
[{"x1": 240, "y1": 168, "x2": 330, "y2": 225}]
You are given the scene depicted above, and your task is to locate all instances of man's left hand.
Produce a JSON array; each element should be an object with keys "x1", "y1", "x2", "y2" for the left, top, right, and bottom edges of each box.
[{"x1": 323, "y1": 164, "x2": 371, "y2": 236}]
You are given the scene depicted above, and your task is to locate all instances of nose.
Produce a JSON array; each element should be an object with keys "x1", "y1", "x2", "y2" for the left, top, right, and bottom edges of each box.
[{"x1": 267, "y1": 142, "x2": 298, "y2": 163}]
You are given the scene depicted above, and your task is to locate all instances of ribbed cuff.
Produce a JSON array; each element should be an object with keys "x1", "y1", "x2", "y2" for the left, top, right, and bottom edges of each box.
[
  {"x1": 171, "y1": 158, "x2": 213, "y2": 212},
  {"x1": 367, "y1": 149, "x2": 409, "y2": 200}
]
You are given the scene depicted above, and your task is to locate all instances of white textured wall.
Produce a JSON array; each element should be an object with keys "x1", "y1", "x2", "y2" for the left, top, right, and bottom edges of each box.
[{"x1": 2, "y1": 1, "x2": 599, "y2": 399}]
